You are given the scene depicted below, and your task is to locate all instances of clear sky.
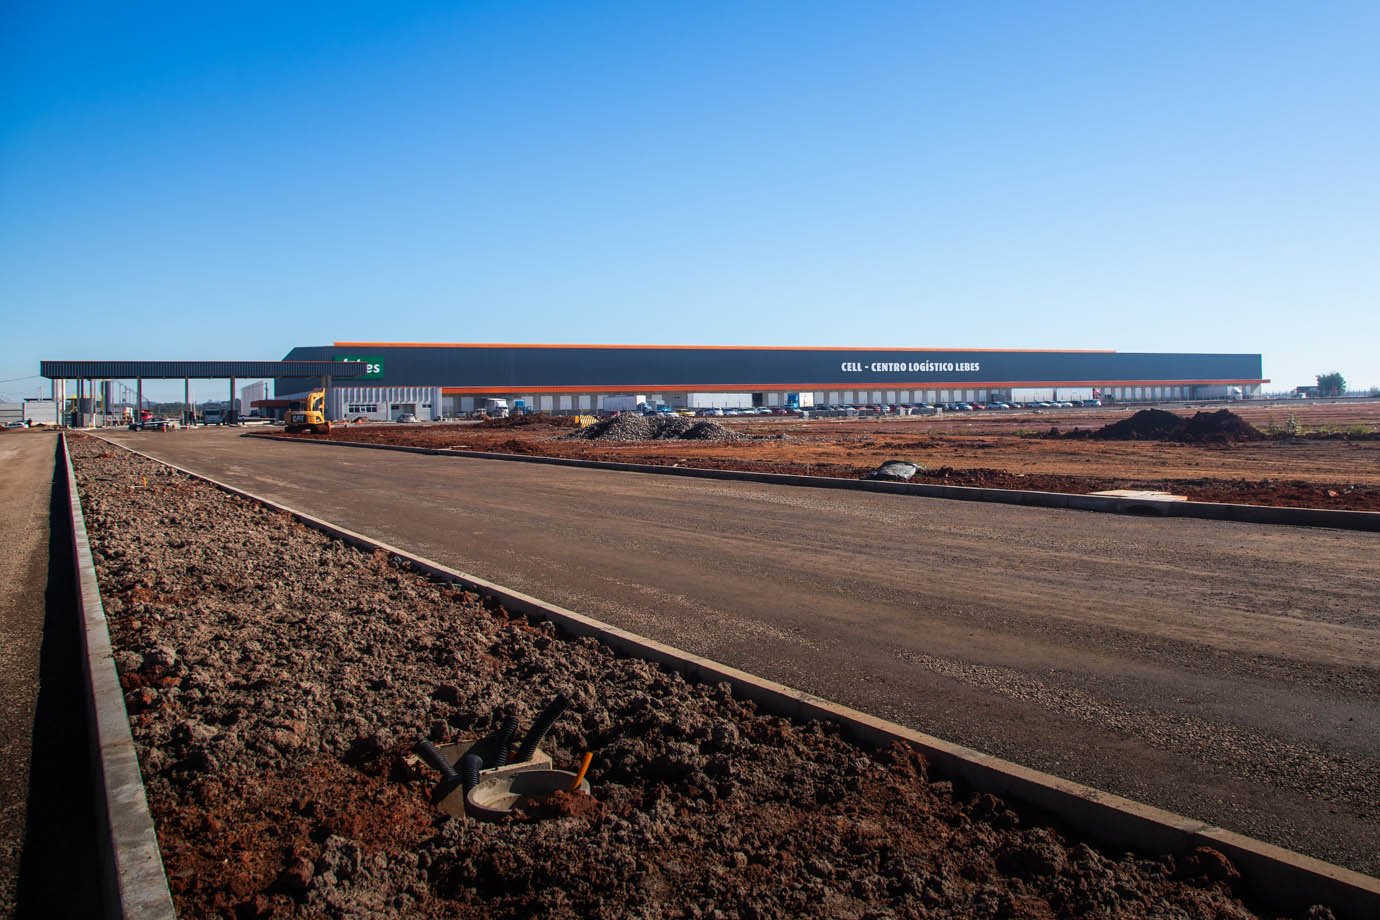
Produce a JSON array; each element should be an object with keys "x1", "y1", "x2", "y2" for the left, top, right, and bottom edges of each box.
[{"x1": 2, "y1": 1, "x2": 1377, "y2": 401}]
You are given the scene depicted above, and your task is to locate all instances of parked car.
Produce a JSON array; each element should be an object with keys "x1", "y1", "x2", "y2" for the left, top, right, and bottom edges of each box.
[
  {"x1": 6, "y1": 419, "x2": 29, "y2": 429},
  {"x1": 142, "y1": 418, "x2": 176, "y2": 431},
  {"x1": 395, "y1": 413, "x2": 418, "y2": 423}
]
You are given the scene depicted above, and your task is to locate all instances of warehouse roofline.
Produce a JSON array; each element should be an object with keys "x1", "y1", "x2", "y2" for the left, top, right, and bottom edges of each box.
[{"x1": 334, "y1": 341, "x2": 1118, "y2": 353}]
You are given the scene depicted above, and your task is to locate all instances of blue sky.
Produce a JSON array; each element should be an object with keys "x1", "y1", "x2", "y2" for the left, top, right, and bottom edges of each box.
[{"x1": 2, "y1": 1, "x2": 1377, "y2": 400}]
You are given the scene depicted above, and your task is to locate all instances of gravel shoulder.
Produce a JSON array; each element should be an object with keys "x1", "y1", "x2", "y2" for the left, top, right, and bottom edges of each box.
[{"x1": 67, "y1": 433, "x2": 1331, "y2": 919}]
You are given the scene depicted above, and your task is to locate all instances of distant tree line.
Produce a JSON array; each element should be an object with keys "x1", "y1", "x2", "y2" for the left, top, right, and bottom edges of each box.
[{"x1": 1316, "y1": 372, "x2": 1346, "y2": 397}]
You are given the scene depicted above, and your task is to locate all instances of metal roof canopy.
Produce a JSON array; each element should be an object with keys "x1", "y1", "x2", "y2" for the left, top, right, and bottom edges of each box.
[{"x1": 40, "y1": 360, "x2": 367, "y2": 380}]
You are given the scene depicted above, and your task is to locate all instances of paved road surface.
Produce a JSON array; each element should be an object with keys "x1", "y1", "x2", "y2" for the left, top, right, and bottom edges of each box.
[
  {"x1": 95, "y1": 427, "x2": 1380, "y2": 876},
  {"x1": 0, "y1": 431, "x2": 103, "y2": 918},
  {"x1": 0, "y1": 433, "x2": 56, "y2": 914}
]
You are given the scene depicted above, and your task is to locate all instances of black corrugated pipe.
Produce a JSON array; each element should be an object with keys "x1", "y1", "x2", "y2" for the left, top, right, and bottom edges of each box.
[
  {"x1": 415, "y1": 739, "x2": 458, "y2": 780},
  {"x1": 417, "y1": 738, "x2": 469, "y2": 807},
  {"x1": 491, "y1": 715, "x2": 519, "y2": 768},
  {"x1": 461, "y1": 754, "x2": 484, "y2": 794},
  {"x1": 514, "y1": 694, "x2": 568, "y2": 764}
]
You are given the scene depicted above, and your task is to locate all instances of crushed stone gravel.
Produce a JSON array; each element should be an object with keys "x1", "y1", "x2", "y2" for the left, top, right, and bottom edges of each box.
[{"x1": 574, "y1": 414, "x2": 745, "y2": 442}]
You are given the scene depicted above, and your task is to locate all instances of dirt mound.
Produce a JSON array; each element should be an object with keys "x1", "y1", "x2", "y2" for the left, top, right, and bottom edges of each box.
[
  {"x1": 1094, "y1": 409, "x2": 1263, "y2": 443},
  {"x1": 575, "y1": 413, "x2": 742, "y2": 442},
  {"x1": 1093, "y1": 409, "x2": 1190, "y2": 441},
  {"x1": 1183, "y1": 409, "x2": 1265, "y2": 442},
  {"x1": 480, "y1": 414, "x2": 584, "y2": 431}
]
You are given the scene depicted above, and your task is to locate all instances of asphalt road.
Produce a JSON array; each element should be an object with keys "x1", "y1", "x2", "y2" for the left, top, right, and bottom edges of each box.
[
  {"x1": 96, "y1": 427, "x2": 1380, "y2": 877},
  {"x1": 0, "y1": 432, "x2": 103, "y2": 918},
  {"x1": 0, "y1": 433, "x2": 53, "y2": 914}
]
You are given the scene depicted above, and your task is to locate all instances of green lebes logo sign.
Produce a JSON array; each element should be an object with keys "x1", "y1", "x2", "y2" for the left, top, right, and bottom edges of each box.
[{"x1": 340, "y1": 356, "x2": 384, "y2": 379}]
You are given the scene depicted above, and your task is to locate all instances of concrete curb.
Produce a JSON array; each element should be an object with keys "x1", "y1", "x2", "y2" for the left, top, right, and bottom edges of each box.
[
  {"x1": 96, "y1": 433, "x2": 1380, "y2": 918},
  {"x1": 245, "y1": 433, "x2": 1380, "y2": 532},
  {"x1": 59, "y1": 434, "x2": 178, "y2": 919}
]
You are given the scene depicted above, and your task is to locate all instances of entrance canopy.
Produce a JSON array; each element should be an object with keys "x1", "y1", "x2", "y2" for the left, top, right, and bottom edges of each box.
[
  {"x1": 40, "y1": 360, "x2": 366, "y2": 380},
  {"x1": 38, "y1": 359, "x2": 367, "y2": 428}
]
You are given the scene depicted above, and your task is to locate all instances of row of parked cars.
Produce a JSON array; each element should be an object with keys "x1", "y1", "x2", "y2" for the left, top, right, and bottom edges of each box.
[
  {"x1": 691, "y1": 407, "x2": 797, "y2": 417},
  {"x1": 812, "y1": 398, "x2": 1103, "y2": 415},
  {"x1": 613, "y1": 406, "x2": 800, "y2": 418}
]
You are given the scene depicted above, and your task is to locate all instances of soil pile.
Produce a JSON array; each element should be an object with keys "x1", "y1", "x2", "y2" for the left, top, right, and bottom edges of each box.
[
  {"x1": 1183, "y1": 410, "x2": 1266, "y2": 442},
  {"x1": 575, "y1": 413, "x2": 742, "y2": 442},
  {"x1": 67, "y1": 436, "x2": 1300, "y2": 920},
  {"x1": 1094, "y1": 409, "x2": 1263, "y2": 443},
  {"x1": 1093, "y1": 409, "x2": 1190, "y2": 441},
  {"x1": 480, "y1": 415, "x2": 578, "y2": 430}
]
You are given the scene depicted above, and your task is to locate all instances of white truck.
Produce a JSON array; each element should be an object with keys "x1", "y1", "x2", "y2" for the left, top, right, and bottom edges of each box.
[{"x1": 600, "y1": 395, "x2": 647, "y2": 412}]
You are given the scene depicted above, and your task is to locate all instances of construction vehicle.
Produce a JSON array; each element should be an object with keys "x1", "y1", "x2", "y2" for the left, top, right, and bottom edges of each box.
[{"x1": 285, "y1": 389, "x2": 332, "y2": 434}]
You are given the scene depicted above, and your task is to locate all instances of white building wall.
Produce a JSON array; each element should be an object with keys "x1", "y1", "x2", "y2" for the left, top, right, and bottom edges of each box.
[
  {"x1": 241, "y1": 381, "x2": 268, "y2": 415},
  {"x1": 331, "y1": 386, "x2": 442, "y2": 421},
  {"x1": 23, "y1": 399, "x2": 59, "y2": 425}
]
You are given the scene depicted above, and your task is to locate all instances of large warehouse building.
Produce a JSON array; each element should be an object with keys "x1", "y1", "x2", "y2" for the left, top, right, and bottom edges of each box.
[{"x1": 276, "y1": 343, "x2": 1266, "y2": 420}]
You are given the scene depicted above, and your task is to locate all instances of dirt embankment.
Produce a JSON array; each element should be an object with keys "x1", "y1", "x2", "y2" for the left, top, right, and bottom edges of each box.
[
  {"x1": 261, "y1": 407, "x2": 1380, "y2": 511},
  {"x1": 67, "y1": 435, "x2": 1317, "y2": 919}
]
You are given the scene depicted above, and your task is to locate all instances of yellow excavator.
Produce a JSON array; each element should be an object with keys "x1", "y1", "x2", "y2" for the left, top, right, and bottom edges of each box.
[{"x1": 285, "y1": 389, "x2": 332, "y2": 434}]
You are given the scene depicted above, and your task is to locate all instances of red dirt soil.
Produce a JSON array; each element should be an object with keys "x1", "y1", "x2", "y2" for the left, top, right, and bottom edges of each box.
[
  {"x1": 69, "y1": 435, "x2": 1327, "y2": 919},
  {"x1": 265, "y1": 400, "x2": 1380, "y2": 511}
]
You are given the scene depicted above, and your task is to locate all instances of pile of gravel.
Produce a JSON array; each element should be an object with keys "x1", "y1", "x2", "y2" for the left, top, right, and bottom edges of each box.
[
  {"x1": 867, "y1": 460, "x2": 921, "y2": 482},
  {"x1": 575, "y1": 414, "x2": 742, "y2": 442}
]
